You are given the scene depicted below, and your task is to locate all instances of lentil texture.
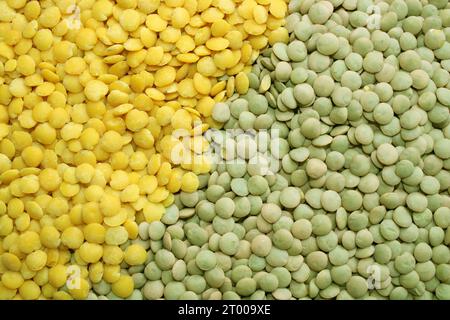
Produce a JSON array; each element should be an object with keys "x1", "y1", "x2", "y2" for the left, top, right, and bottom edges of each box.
[
  {"x1": 130, "y1": 0, "x2": 450, "y2": 301},
  {"x1": 1, "y1": 0, "x2": 450, "y2": 301},
  {"x1": 0, "y1": 0, "x2": 287, "y2": 300}
]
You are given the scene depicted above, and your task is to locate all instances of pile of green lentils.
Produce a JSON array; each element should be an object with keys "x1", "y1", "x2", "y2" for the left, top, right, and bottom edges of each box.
[{"x1": 96, "y1": 0, "x2": 450, "y2": 300}]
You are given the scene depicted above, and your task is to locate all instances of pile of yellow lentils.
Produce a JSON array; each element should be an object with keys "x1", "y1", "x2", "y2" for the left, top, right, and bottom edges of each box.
[{"x1": 0, "y1": 0, "x2": 288, "y2": 299}]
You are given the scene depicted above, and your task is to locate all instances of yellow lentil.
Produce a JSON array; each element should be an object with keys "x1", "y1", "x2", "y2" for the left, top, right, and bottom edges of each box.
[
  {"x1": 124, "y1": 244, "x2": 147, "y2": 266},
  {"x1": 0, "y1": 0, "x2": 288, "y2": 300},
  {"x1": 111, "y1": 275, "x2": 134, "y2": 298}
]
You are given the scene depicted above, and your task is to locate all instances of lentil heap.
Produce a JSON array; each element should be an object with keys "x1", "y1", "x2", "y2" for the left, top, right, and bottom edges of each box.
[
  {"x1": 1, "y1": 0, "x2": 450, "y2": 302},
  {"x1": 127, "y1": 0, "x2": 450, "y2": 300},
  {"x1": 0, "y1": 0, "x2": 288, "y2": 299}
]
